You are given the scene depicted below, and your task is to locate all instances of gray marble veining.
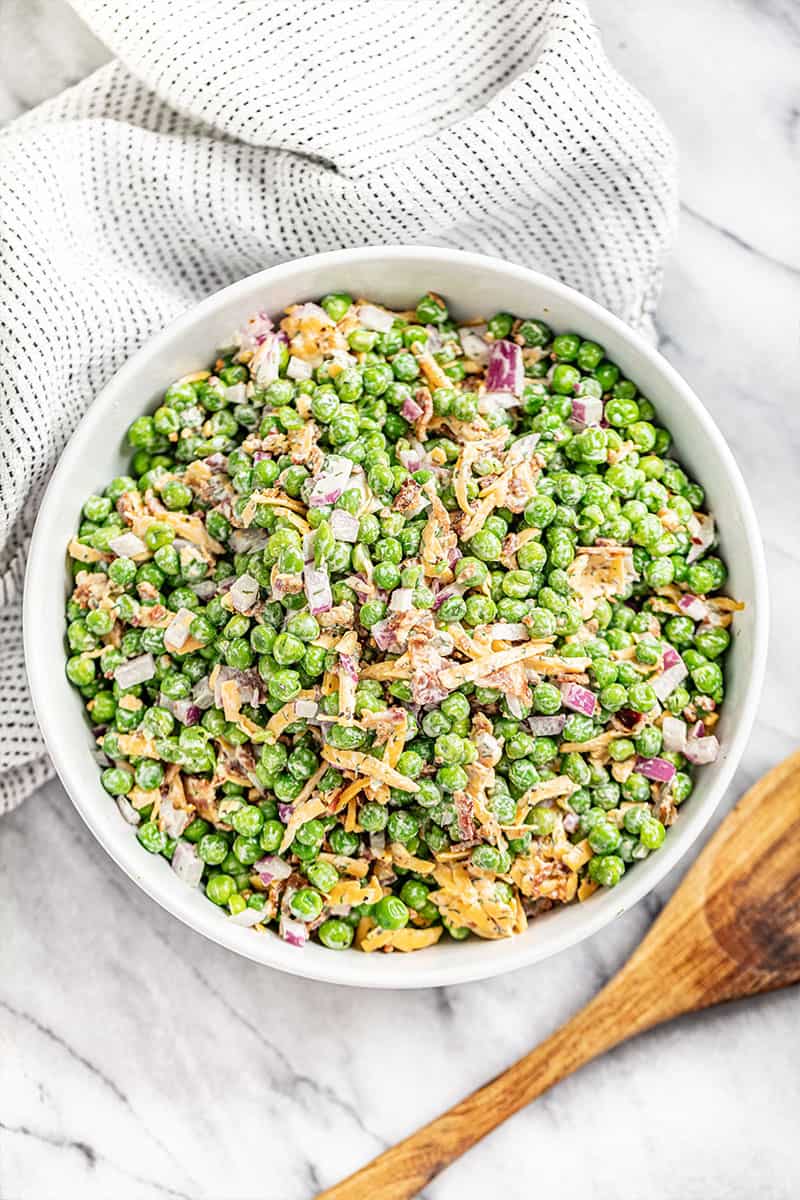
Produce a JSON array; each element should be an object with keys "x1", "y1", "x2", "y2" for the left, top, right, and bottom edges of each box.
[{"x1": 1, "y1": 1, "x2": 799, "y2": 1198}]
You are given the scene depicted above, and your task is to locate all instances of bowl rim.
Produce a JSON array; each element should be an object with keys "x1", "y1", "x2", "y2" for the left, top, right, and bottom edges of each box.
[{"x1": 23, "y1": 245, "x2": 769, "y2": 988}]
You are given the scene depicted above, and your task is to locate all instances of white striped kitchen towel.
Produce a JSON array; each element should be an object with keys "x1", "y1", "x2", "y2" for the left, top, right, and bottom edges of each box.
[{"x1": 0, "y1": 0, "x2": 677, "y2": 812}]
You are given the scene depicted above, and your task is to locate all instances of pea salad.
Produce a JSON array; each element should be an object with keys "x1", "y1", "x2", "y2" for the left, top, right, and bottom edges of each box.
[{"x1": 65, "y1": 292, "x2": 739, "y2": 953}]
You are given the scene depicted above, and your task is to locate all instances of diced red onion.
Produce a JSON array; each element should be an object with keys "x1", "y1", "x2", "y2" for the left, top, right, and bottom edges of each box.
[
  {"x1": 330, "y1": 510, "x2": 359, "y2": 543},
  {"x1": 114, "y1": 652, "x2": 155, "y2": 689},
  {"x1": 687, "y1": 513, "x2": 715, "y2": 564},
  {"x1": 570, "y1": 397, "x2": 604, "y2": 428},
  {"x1": 651, "y1": 647, "x2": 688, "y2": 701},
  {"x1": 458, "y1": 326, "x2": 489, "y2": 364},
  {"x1": 684, "y1": 727, "x2": 720, "y2": 764},
  {"x1": 478, "y1": 390, "x2": 518, "y2": 413},
  {"x1": 370, "y1": 618, "x2": 402, "y2": 652},
  {"x1": 229, "y1": 573, "x2": 260, "y2": 613},
  {"x1": 303, "y1": 560, "x2": 332, "y2": 615},
  {"x1": 308, "y1": 455, "x2": 353, "y2": 507},
  {"x1": 528, "y1": 714, "x2": 567, "y2": 737},
  {"x1": 398, "y1": 447, "x2": 422, "y2": 471},
  {"x1": 159, "y1": 696, "x2": 201, "y2": 726},
  {"x1": 295, "y1": 698, "x2": 319, "y2": 719},
  {"x1": 109, "y1": 531, "x2": 147, "y2": 558},
  {"x1": 116, "y1": 795, "x2": 141, "y2": 825},
  {"x1": 254, "y1": 854, "x2": 292, "y2": 884},
  {"x1": 486, "y1": 339, "x2": 524, "y2": 395},
  {"x1": 171, "y1": 841, "x2": 204, "y2": 887},
  {"x1": 560, "y1": 682, "x2": 597, "y2": 717},
  {"x1": 389, "y1": 587, "x2": 414, "y2": 613},
  {"x1": 236, "y1": 309, "x2": 273, "y2": 353},
  {"x1": 287, "y1": 355, "x2": 313, "y2": 381},
  {"x1": 635, "y1": 756, "x2": 677, "y2": 782},
  {"x1": 279, "y1": 914, "x2": 309, "y2": 947},
  {"x1": 431, "y1": 579, "x2": 468, "y2": 610},
  {"x1": 563, "y1": 811, "x2": 580, "y2": 834},
  {"x1": 678, "y1": 593, "x2": 710, "y2": 621},
  {"x1": 204, "y1": 452, "x2": 229, "y2": 471},
  {"x1": 369, "y1": 831, "x2": 386, "y2": 856},
  {"x1": 189, "y1": 579, "x2": 218, "y2": 600},
  {"x1": 224, "y1": 382, "x2": 247, "y2": 406},
  {"x1": 661, "y1": 715, "x2": 688, "y2": 753},
  {"x1": 163, "y1": 606, "x2": 195, "y2": 652},
  {"x1": 251, "y1": 331, "x2": 287, "y2": 386},
  {"x1": 487, "y1": 622, "x2": 529, "y2": 641},
  {"x1": 424, "y1": 326, "x2": 443, "y2": 353},
  {"x1": 159, "y1": 795, "x2": 190, "y2": 838},
  {"x1": 358, "y1": 304, "x2": 396, "y2": 333},
  {"x1": 295, "y1": 301, "x2": 334, "y2": 326},
  {"x1": 192, "y1": 675, "x2": 214, "y2": 711},
  {"x1": 229, "y1": 907, "x2": 265, "y2": 927},
  {"x1": 401, "y1": 395, "x2": 423, "y2": 422},
  {"x1": 229, "y1": 528, "x2": 270, "y2": 554}
]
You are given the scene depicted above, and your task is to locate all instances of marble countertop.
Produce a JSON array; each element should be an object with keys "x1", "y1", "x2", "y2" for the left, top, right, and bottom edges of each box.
[{"x1": 1, "y1": 2, "x2": 799, "y2": 1198}]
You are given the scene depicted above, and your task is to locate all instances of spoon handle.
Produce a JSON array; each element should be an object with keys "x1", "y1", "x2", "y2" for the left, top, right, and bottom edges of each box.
[{"x1": 317, "y1": 975, "x2": 647, "y2": 1200}]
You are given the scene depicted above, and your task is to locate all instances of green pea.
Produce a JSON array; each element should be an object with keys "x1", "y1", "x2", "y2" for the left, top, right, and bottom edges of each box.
[
  {"x1": 374, "y1": 895, "x2": 409, "y2": 930},
  {"x1": 318, "y1": 918, "x2": 354, "y2": 950}
]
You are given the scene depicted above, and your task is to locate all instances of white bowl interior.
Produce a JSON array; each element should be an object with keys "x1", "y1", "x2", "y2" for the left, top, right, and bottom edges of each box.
[{"x1": 24, "y1": 247, "x2": 768, "y2": 987}]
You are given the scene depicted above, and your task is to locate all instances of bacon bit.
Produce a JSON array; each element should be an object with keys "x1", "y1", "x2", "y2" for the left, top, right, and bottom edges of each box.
[
  {"x1": 393, "y1": 477, "x2": 427, "y2": 518},
  {"x1": 321, "y1": 746, "x2": 419, "y2": 793},
  {"x1": 453, "y1": 790, "x2": 476, "y2": 841},
  {"x1": 72, "y1": 570, "x2": 116, "y2": 611},
  {"x1": 184, "y1": 776, "x2": 221, "y2": 823},
  {"x1": 470, "y1": 712, "x2": 502, "y2": 767},
  {"x1": 407, "y1": 629, "x2": 450, "y2": 705},
  {"x1": 287, "y1": 421, "x2": 322, "y2": 472},
  {"x1": 317, "y1": 602, "x2": 355, "y2": 630}
]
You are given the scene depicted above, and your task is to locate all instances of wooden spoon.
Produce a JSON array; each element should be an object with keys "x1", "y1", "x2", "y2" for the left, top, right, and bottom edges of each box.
[{"x1": 318, "y1": 751, "x2": 800, "y2": 1200}]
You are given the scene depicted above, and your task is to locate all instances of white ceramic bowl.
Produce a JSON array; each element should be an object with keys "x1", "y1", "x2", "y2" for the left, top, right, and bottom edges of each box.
[{"x1": 24, "y1": 246, "x2": 768, "y2": 988}]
